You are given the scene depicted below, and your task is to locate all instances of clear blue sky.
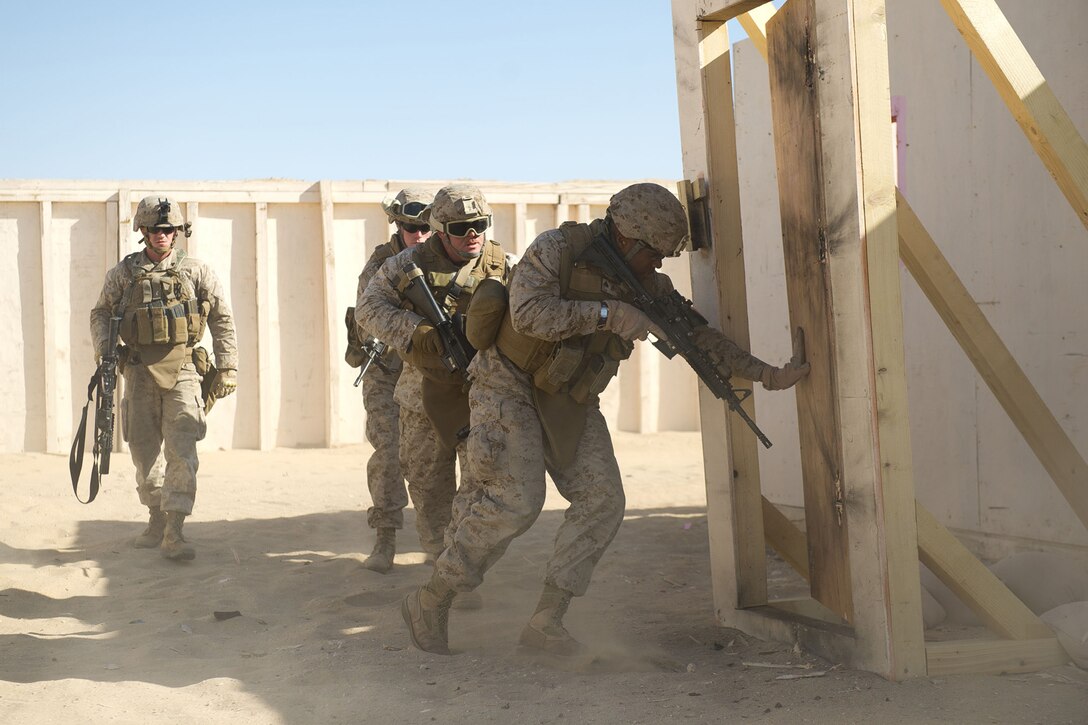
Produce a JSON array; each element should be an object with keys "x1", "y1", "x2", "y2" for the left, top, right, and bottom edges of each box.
[{"x1": 1, "y1": 1, "x2": 756, "y2": 182}]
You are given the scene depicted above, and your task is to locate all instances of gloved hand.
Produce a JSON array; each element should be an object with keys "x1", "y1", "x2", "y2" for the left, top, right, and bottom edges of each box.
[
  {"x1": 411, "y1": 321, "x2": 444, "y2": 356},
  {"x1": 605, "y1": 301, "x2": 656, "y2": 341},
  {"x1": 760, "y1": 327, "x2": 811, "y2": 391},
  {"x1": 212, "y1": 369, "x2": 238, "y2": 398}
]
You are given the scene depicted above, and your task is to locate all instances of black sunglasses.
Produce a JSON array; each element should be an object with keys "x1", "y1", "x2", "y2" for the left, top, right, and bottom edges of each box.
[
  {"x1": 148, "y1": 226, "x2": 177, "y2": 235},
  {"x1": 399, "y1": 222, "x2": 430, "y2": 234},
  {"x1": 446, "y1": 218, "x2": 490, "y2": 237}
]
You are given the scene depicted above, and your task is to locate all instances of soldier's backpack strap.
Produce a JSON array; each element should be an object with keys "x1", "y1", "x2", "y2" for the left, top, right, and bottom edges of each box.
[{"x1": 557, "y1": 222, "x2": 595, "y2": 297}]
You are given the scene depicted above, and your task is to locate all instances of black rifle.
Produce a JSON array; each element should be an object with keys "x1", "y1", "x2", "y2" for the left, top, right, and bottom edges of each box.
[
  {"x1": 592, "y1": 234, "x2": 773, "y2": 448},
  {"x1": 399, "y1": 262, "x2": 474, "y2": 375},
  {"x1": 70, "y1": 309, "x2": 122, "y2": 503},
  {"x1": 353, "y1": 336, "x2": 392, "y2": 386}
]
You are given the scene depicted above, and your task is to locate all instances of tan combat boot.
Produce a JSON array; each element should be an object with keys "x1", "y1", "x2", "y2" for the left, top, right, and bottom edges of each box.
[
  {"x1": 161, "y1": 512, "x2": 196, "y2": 561},
  {"x1": 134, "y1": 508, "x2": 167, "y2": 548},
  {"x1": 518, "y1": 583, "x2": 582, "y2": 656},
  {"x1": 361, "y1": 528, "x2": 396, "y2": 573},
  {"x1": 401, "y1": 575, "x2": 456, "y2": 655}
]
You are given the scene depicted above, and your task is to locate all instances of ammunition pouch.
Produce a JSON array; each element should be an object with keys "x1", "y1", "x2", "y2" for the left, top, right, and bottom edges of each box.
[
  {"x1": 344, "y1": 306, "x2": 368, "y2": 368},
  {"x1": 421, "y1": 377, "x2": 470, "y2": 451},
  {"x1": 192, "y1": 346, "x2": 219, "y2": 412},
  {"x1": 465, "y1": 277, "x2": 508, "y2": 351}
]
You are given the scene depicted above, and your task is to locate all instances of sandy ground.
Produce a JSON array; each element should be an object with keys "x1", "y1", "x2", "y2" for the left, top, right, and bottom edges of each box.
[{"x1": 1, "y1": 431, "x2": 1086, "y2": 724}]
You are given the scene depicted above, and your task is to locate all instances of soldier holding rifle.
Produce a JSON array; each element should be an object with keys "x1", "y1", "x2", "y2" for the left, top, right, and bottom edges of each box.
[
  {"x1": 89, "y1": 195, "x2": 237, "y2": 561},
  {"x1": 402, "y1": 182, "x2": 809, "y2": 655},
  {"x1": 351, "y1": 187, "x2": 433, "y2": 572},
  {"x1": 356, "y1": 184, "x2": 509, "y2": 588}
]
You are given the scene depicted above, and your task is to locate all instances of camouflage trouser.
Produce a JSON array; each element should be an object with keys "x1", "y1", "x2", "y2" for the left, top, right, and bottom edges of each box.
[
  {"x1": 362, "y1": 365, "x2": 407, "y2": 530},
  {"x1": 122, "y1": 362, "x2": 207, "y2": 515},
  {"x1": 399, "y1": 405, "x2": 465, "y2": 558},
  {"x1": 436, "y1": 357, "x2": 626, "y2": 596}
]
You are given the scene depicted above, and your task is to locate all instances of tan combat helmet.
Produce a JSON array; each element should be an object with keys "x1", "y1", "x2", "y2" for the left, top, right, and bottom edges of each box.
[
  {"x1": 607, "y1": 183, "x2": 689, "y2": 257},
  {"x1": 381, "y1": 187, "x2": 435, "y2": 225},
  {"x1": 132, "y1": 196, "x2": 192, "y2": 237},
  {"x1": 424, "y1": 184, "x2": 492, "y2": 234}
]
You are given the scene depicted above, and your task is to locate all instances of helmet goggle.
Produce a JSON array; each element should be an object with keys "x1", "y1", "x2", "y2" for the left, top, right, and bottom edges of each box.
[{"x1": 444, "y1": 216, "x2": 491, "y2": 238}]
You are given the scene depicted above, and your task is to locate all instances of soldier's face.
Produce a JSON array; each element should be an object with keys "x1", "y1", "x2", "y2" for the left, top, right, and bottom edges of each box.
[
  {"x1": 143, "y1": 226, "x2": 177, "y2": 258},
  {"x1": 439, "y1": 228, "x2": 485, "y2": 261},
  {"x1": 397, "y1": 221, "x2": 431, "y2": 247}
]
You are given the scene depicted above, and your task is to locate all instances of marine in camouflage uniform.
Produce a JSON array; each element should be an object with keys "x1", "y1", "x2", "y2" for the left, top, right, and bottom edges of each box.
[
  {"x1": 90, "y1": 195, "x2": 237, "y2": 561},
  {"x1": 402, "y1": 183, "x2": 810, "y2": 655},
  {"x1": 357, "y1": 185, "x2": 510, "y2": 572},
  {"x1": 353, "y1": 187, "x2": 433, "y2": 573}
]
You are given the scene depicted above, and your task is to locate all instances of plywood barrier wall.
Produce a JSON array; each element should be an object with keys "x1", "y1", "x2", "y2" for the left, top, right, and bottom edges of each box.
[
  {"x1": 728, "y1": 0, "x2": 1088, "y2": 553},
  {"x1": 0, "y1": 179, "x2": 700, "y2": 456}
]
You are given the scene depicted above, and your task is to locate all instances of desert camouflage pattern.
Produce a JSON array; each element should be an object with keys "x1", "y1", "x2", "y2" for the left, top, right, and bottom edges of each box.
[
  {"x1": 354, "y1": 234, "x2": 409, "y2": 529},
  {"x1": 425, "y1": 184, "x2": 492, "y2": 228},
  {"x1": 122, "y1": 355, "x2": 206, "y2": 514},
  {"x1": 132, "y1": 195, "x2": 186, "y2": 232},
  {"x1": 381, "y1": 187, "x2": 434, "y2": 224},
  {"x1": 607, "y1": 182, "x2": 689, "y2": 257},
  {"x1": 434, "y1": 346, "x2": 625, "y2": 595},
  {"x1": 507, "y1": 227, "x2": 673, "y2": 340},
  {"x1": 355, "y1": 245, "x2": 429, "y2": 359},
  {"x1": 91, "y1": 248, "x2": 235, "y2": 516},
  {"x1": 398, "y1": 406, "x2": 463, "y2": 557},
  {"x1": 393, "y1": 362, "x2": 425, "y2": 414},
  {"x1": 354, "y1": 233, "x2": 406, "y2": 376},
  {"x1": 91, "y1": 251, "x2": 237, "y2": 370},
  {"x1": 512, "y1": 227, "x2": 768, "y2": 379},
  {"x1": 361, "y1": 365, "x2": 406, "y2": 529}
]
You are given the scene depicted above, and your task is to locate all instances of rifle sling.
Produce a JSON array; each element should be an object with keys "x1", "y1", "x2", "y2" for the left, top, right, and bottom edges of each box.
[{"x1": 69, "y1": 370, "x2": 103, "y2": 504}]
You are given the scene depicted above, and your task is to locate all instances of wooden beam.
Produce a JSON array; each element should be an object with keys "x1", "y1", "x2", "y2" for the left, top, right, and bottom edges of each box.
[
  {"x1": 850, "y1": 0, "x2": 927, "y2": 681},
  {"x1": 319, "y1": 181, "x2": 340, "y2": 446},
  {"x1": 767, "y1": 0, "x2": 853, "y2": 622},
  {"x1": 701, "y1": 18, "x2": 769, "y2": 609},
  {"x1": 513, "y1": 202, "x2": 527, "y2": 253},
  {"x1": 39, "y1": 200, "x2": 61, "y2": 453},
  {"x1": 254, "y1": 202, "x2": 274, "y2": 450},
  {"x1": 762, "y1": 496, "x2": 809, "y2": 579},
  {"x1": 938, "y1": 0, "x2": 1088, "y2": 231},
  {"x1": 184, "y1": 201, "x2": 199, "y2": 259},
  {"x1": 673, "y1": 0, "x2": 768, "y2": 616},
  {"x1": 897, "y1": 190, "x2": 1088, "y2": 529},
  {"x1": 736, "y1": 3, "x2": 776, "y2": 60},
  {"x1": 698, "y1": 0, "x2": 772, "y2": 23},
  {"x1": 925, "y1": 638, "x2": 1068, "y2": 676},
  {"x1": 916, "y1": 503, "x2": 1053, "y2": 640},
  {"x1": 114, "y1": 189, "x2": 131, "y2": 454}
]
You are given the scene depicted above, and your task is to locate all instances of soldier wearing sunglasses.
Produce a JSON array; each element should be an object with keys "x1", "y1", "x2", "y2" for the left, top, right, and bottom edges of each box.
[
  {"x1": 90, "y1": 195, "x2": 237, "y2": 561},
  {"x1": 357, "y1": 184, "x2": 509, "y2": 603},
  {"x1": 352, "y1": 187, "x2": 434, "y2": 573},
  {"x1": 400, "y1": 183, "x2": 809, "y2": 656}
]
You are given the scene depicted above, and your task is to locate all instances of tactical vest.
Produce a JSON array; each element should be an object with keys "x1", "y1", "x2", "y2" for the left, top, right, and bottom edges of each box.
[
  {"x1": 496, "y1": 220, "x2": 635, "y2": 405},
  {"x1": 119, "y1": 250, "x2": 209, "y2": 349},
  {"x1": 400, "y1": 236, "x2": 508, "y2": 378},
  {"x1": 401, "y1": 236, "x2": 508, "y2": 450}
]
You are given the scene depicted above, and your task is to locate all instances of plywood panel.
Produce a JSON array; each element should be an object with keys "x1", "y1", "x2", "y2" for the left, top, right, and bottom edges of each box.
[
  {"x1": 197, "y1": 203, "x2": 258, "y2": 450},
  {"x1": 269, "y1": 203, "x2": 325, "y2": 447},
  {"x1": 767, "y1": 0, "x2": 853, "y2": 620}
]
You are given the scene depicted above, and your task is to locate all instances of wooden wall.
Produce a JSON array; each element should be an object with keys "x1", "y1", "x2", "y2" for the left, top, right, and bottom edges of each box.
[
  {"x1": 729, "y1": 0, "x2": 1088, "y2": 553},
  {"x1": 0, "y1": 179, "x2": 700, "y2": 456}
]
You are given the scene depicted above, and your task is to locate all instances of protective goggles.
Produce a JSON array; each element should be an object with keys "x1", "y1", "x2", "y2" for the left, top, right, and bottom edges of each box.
[
  {"x1": 398, "y1": 222, "x2": 430, "y2": 233},
  {"x1": 399, "y1": 201, "x2": 427, "y2": 218},
  {"x1": 147, "y1": 225, "x2": 178, "y2": 235},
  {"x1": 445, "y1": 217, "x2": 490, "y2": 237}
]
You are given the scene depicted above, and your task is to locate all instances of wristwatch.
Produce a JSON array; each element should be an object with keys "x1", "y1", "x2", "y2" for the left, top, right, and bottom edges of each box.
[{"x1": 597, "y1": 301, "x2": 609, "y2": 331}]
